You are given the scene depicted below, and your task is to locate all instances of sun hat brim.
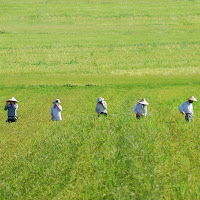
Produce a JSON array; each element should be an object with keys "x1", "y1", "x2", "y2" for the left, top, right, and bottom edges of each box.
[
  {"x1": 138, "y1": 101, "x2": 149, "y2": 105},
  {"x1": 53, "y1": 99, "x2": 61, "y2": 103},
  {"x1": 187, "y1": 96, "x2": 197, "y2": 101},
  {"x1": 97, "y1": 97, "x2": 104, "y2": 102},
  {"x1": 137, "y1": 98, "x2": 149, "y2": 105},
  {"x1": 7, "y1": 97, "x2": 19, "y2": 103}
]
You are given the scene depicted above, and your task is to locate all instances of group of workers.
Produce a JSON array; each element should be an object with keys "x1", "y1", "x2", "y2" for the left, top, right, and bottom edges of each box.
[{"x1": 3, "y1": 96, "x2": 198, "y2": 123}]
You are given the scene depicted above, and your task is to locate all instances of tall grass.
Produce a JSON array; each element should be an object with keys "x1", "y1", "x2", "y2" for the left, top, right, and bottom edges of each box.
[{"x1": 1, "y1": 82, "x2": 200, "y2": 199}]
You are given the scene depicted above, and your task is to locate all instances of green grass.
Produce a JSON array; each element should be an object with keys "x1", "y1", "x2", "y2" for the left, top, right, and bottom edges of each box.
[{"x1": 1, "y1": 0, "x2": 200, "y2": 199}]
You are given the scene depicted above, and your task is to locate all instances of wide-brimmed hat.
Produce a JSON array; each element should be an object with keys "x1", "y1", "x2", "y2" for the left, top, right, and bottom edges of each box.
[
  {"x1": 7, "y1": 97, "x2": 19, "y2": 103},
  {"x1": 97, "y1": 97, "x2": 104, "y2": 102},
  {"x1": 138, "y1": 98, "x2": 149, "y2": 105},
  {"x1": 187, "y1": 96, "x2": 197, "y2": 101},
  {"x1": 53, "y1": 99, "x2": 61, "y2": 103}
]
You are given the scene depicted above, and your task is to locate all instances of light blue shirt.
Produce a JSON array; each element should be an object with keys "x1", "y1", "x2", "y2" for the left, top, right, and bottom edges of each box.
[
  {"x1": 179, "y1": 101, "x2": 193, "y2": 114},
  {"x1": 95, "y1": 101, "x2": 107, "y2": 114},
  {"x1": 51, "y1": 103, "x2": 62, "y2": 121},
  {"x1": 133, "y1": 103, "x2": 147, "y2": 116}
]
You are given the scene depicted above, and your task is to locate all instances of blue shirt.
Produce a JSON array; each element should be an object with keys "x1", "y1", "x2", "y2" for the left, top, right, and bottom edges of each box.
[
  {"x1": 50, "y1": 103, "x2": 62, "y2": 121},
  {"x1": 4, "y1": 104, "x2": 18, "y2": 119},
  {"x1": 179, "y1": 101, "x2": 193, "y2": 114}
]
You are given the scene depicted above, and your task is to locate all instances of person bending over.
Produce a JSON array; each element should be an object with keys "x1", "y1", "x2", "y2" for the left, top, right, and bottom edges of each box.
[
  {"x1": 133, "y1": 98, "x2": 149, "y2": 119},
  {"x1": 179, "y1": 96, "x2": 197, "y2": 122},
  {"x1": 95, "y1": 97, "x2": 107, "y2": 117}
]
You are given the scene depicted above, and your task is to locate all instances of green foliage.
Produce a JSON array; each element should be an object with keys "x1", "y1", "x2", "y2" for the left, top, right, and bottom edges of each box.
[{"x1": 1, "y1": 0, "x2": 200, "y2": 199}]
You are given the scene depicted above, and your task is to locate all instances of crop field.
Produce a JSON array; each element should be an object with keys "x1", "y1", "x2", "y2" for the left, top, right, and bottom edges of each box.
[{"x1": 1, "y1": 0, "x2": 200, "y2": 199}]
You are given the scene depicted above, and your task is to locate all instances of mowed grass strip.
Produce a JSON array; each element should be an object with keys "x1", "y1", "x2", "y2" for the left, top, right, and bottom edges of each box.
[{"x1": 1, "y1": 44, "x2": 200, "y2": 76}]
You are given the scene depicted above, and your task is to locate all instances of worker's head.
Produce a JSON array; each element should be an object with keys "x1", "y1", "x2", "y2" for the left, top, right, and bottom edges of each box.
[
  {"x1": 6, "y1": 97, "x2": 19, "y2": 103},
  {"x1": 97, "y1": 97, "x2": 104, "y2": 103},
  {"x1": 137, "y1": 98, "x2": 149, "y2": 106},
  {"x1": 53, "y1": 99, "x2": 61, "y2": 104},
  {"x1": 187, "y1": 96, "x2": 197, "y2": 103}
]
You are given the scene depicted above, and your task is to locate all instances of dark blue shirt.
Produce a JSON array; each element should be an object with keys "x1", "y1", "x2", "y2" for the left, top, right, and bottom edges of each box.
[{"x1": 4, "y1": 104, "x2": 18, "y2": 119}]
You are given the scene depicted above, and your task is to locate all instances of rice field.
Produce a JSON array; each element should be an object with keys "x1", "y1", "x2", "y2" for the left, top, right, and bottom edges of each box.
[{"x1": 1, "y1": 0, "x2": 200, "y2": 199}]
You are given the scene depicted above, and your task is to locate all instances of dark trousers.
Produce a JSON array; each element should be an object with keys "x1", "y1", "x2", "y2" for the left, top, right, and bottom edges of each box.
[
  {"x1": 6, "y1": 117, "x2": 18, "y2": 123},
  {"x1": 136, "y1": 115, "x2": 145, "y2": 119},
  {"x1": 98, "y1": 112, "x2": 107, "y2": 117},
  {"x1": 185, "y1": 113, "x2": 193, "y2": 122}
]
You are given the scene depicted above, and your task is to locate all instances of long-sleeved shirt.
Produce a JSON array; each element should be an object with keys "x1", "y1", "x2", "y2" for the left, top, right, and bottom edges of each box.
[
  {"x1": 95, "y1": 101, "x2": 107, "y2": 114},
  {"x1": 133, "y1": 103, "x2": 147, "y2": 116},
  {"x1": 51, "y1": 104, "x2": 62, "y2": 121},
  {"x1": 4, "y1": 104, "x2": 18, "y2": 119},
  {"x1": 179, "y1": 101, "x2": 193, "y2": 114}
]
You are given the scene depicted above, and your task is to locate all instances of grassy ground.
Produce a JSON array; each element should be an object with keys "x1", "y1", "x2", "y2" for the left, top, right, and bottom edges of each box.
[{"x1": 1, "y1": 0, "x2": 200, "y2": 199}]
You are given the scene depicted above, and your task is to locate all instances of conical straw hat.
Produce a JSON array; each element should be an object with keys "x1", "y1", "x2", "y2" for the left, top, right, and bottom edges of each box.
[
  {"x1": 53, "y1": 99, "x2": 61, "y2": 103},
  {"x1": 97, "y1": 97, "x2": 104, "y2": 102},
  {"x1": 138, "y1": 98, "x2": 149, "y2": 105},
  {"x1": 187, "y1": 96, "x2": 197, "y2": 101},
  {"x1": 7, "y1": 97, "x2": 19, "y2": 103}
]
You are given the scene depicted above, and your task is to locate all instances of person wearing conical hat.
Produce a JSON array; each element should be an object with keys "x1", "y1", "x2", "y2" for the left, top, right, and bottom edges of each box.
[
  {"x1": 51, "y1": 99, "x2": 62, "y2": 121},
  {"x1": 4, "y1": 97, "x2": 19, "y2": 122},
  {"x1": 133, "y1": 98, "x2": 149, "y2": 119},
  {"x1": 179, "y1": 96, "x2": 197, "y2": 122},
  {"x1": 95, "y1": 97, "x2": 107, "y2": 117}
]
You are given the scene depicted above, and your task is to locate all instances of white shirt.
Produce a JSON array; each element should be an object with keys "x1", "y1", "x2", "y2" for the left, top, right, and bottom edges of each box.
[
  {"x1": 95, "y1": 101, "x2": 107, "y2": 114},
  {"x1": 179, "y1": 101, "x2": 193, "y2": 114},
  {"x1": 51, "y1": 104, "x2": 62, "y2": 120},
  {"x1": 133, "y1": 103, "x2": 147, "y2": 116}
]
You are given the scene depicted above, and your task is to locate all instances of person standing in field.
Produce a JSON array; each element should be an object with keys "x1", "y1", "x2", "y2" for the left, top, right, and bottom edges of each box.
[
  {"x1": 95, "y1": 97, "x2": 107, "y2": 117},
  {"x1": 179, "y1": 96, "x2": 197, "y2": 122},
  {"x1": 51, "y1": 99, "x2": 62, "y2": 121},
  {"x1": 133, "y1": 98, "x2": 149, "y2": 119},
  {"x1": 4, "y1": 97, "x2": 19, "y2": 123}
]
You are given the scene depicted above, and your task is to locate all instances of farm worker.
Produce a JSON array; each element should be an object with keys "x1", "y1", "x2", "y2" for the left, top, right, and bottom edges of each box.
[
  {"x1": 51, "y1": 99, "x2": 62, "y2": 121},
  {"x1": 133, "y1": 98, "x2": 149, "y2": 119},
  {"x1": 95, "y1": 97, "x2": 107, "y2": 117},
  {"x1": 4, "y1": 97, "x2": 19, "y2": 122},
  {"x1": 179, "y1": 96, "x2": 197, "y2": 122}
]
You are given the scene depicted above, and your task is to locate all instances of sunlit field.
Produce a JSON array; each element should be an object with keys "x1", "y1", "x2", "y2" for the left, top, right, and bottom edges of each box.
[{"x1": 1, "y1": 0, "x2": 200, "y2": 199}]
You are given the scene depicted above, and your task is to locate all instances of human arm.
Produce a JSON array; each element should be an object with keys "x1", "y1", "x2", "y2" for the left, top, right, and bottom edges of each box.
[
  {"x1": 4, "y1": 101, "x2": 10, "y2": 110},
  {"x1": 4, "y1": 104, "x2": 8, "y2": 111},
  {"x1": 133, "y1": 104, "x2": 140, "y2": 118},
  {"x1": 179, "y1": 103, "x2": 185, "y2": 114},
  {"x1": 95, "y1": 103, "x2": 100, "y2": 114},
  {"x1": 143, "y1": 105, "x2": 147, "y2": 116},
  {"x1": 133, "y1": 104, "x2": 138, "y2": 114},
  {"x1": 102, "y1": 101, "x2": 107, "y2": 110},
  {"x1": 55, "y1": 104, "x2": 62, "y2": 111}
]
